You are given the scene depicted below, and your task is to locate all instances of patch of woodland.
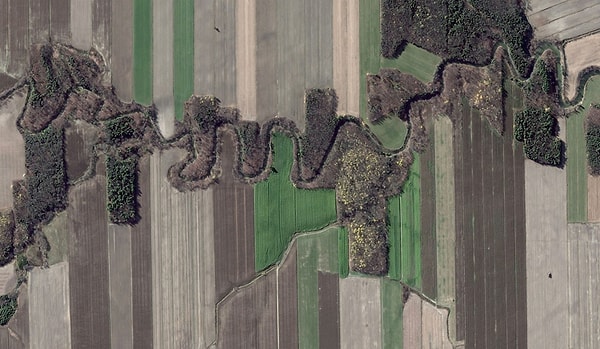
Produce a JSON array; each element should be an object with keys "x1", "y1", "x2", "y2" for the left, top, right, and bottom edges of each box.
[
  {"x1": 586, "y1": 105, "x2": 600, "y2": 175},
  {"x1": 0, "y1": 210, "x2": 15, "y2": 267},
  {"x1": 439, "y1": 48, "x2": 506, "y2": 133},
  {"x1": 0, "y1": 294, "x2": 17, "y2": 326},
  {"x1": 366, "y1": 69, "x2": 435, "y2": 124},
  {"x1": 299, "y1": 88, "x2": 344, "y2": 181},
  {"x1": 520, "y1": 50, "x2": 562, "y2": 116},
  {"x1": 514, "y1": 107, "x2": 564, "y2": 167},
  {"x1": 106, "y1": 156, "x2": 139, "y2": 224},
  {"x1": 381, "y1": 0, "x2": 532, "y2": 76}
]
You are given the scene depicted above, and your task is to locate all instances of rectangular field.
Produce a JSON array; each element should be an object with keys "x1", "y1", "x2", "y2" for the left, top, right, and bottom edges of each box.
[
  {"x1": 340, "y1": 276, "x2": 382, "y2": 348},
  {"x1": 381, "y1": 278, "x2": 403, "y2": 349},
  {"x1": 527, "y1": 0, "x2": 600, "y2": 41},
  {"x1": 133, "y1": 0, "x2": 152, "y2": 105},
  {"x1": 254, "y1": 133, "x2": 337, "y2": 271},
  {"x1": 388, "y1": 155, "x2": 422, "y2": 289},
  {"x1": 453, "y1": 81, "x2": 527, "y2": 347},
  {"x1": 0, "y1": 89, "x2": 26, "y2": 208},
  {"x1": 173, "y1": 0, "x2": 194, "y2": 120}
]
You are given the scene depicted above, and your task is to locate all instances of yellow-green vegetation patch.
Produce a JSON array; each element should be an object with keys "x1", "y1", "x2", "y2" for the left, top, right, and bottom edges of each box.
[
  {"x1": 567, "y1": 76, "x2": 600, "y2": 222},
  {"x1": 254, "y1": 134, "x2": 336, "y2": 271},
  {"x1": 42, "y1": 212, "x2": 68, "y2": 265},
  {"x1": 173, "y1": 0, "x2": 194, "y2": 120},
  {"x1": 388, "y1": 155, "x2": 422, "y2": 289},
  {"x1": 133, "y1": 0, "x2": 153, "y2": 105},
  {"x1": 297, "y1": 227, "x2": 340, "y2": 349},
  {"x1": 381, "y1": 278, "x2": 404, "y2": 349},
  {"x1": 359, "y1": 0, "x2": 441, "y2": 150}
]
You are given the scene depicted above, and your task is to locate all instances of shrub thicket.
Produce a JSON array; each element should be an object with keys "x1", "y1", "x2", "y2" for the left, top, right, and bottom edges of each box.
[
  {"x1": 23, "y1": 126, "x2": 67, "y2": 226},
  {"x1": 106, "y1": 157, "x2": 138, "y2": 224},
  {"x1": 0, "y1": 295, "x2": 17, "y2": 326},
  {"x1": 514, "y1": 108, "x2": 564, "y2": 167}
]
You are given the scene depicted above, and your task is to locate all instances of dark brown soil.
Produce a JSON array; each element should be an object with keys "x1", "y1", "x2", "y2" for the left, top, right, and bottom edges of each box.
[
  {"x1": 278, "y1": 244, "x2": 299, "y2": 349},
  {"x1": 420, "y1": 117, "x2": 437, "y2": 300},
  {"x1": 453, "y1": 90, "x2": 527, "y2": 348},
  {"x1": 67, "y1": 172, "x2": 110, "y2": 349},
  {"x1": 318, "y1": 271, "x2": 340, "y2": 349},
  {"x1": 213, "y1": 133, "x2": 255, "y2": 301},
  {"x1": 0, "y1": 74, "x2": 16, "y2": 93},
  {"x1": 130, "y1": 155, "x2": 153, "y2": 349}
]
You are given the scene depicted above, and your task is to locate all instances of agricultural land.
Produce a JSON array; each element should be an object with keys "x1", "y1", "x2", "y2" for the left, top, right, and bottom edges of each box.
[{"x1": 0, "y1": 0, "x2": 599, "y2": 349}]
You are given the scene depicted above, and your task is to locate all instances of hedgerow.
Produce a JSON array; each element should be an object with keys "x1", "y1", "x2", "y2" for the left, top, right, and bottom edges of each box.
[
  {"x1": 586, "y1": 106, "x2": 600, "y2": 175},
  {"x1": 106, "y1": 156, "x2": 138, "y2": 224}
]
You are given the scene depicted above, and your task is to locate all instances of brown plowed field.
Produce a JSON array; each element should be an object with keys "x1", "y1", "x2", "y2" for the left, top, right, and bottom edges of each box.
[
  {"x1": 108, "y1": 223, "x2": 134, "y2": 349},
  {"x1": 420, "y1": 117, "x2": 437, "y2": 300},
  {"x1": 318, "y1": 271, "x2": 340, "y2": 349},
  {"x1": 453, "y1": 88, "x2": 527, "y2": 348},
  {"x1": 217, "y1": 271, "x2": 278, "y2": 348},
  {"x1": 340, "y1": 277, "x2": 381, "y2": 348},
  {"x1": 527, "y1": 0, "x2": 600, "y2": 41},
  {"x1": 213, "y1": 133, "x2": 255, "y2": 300},
  {"x1": 564, "y1": 33, "x2": 600, "y2": 102},
  {"x1": 277, "y1": 243, "x2": 298, "y2": 349},
  {"x1": 70, "y1": 0, "x2": 92, "y2": 50},
  {"x1": 7, "y1": 0, "x2": 29, "y2": 76},
  {"x1": 588, "y1": 174, "x2": 600, "y2": 221},
  {"x1": 0, "y1": 73, "x2": 16, "y2": 91},
  {"x1": 0, "y1": 88, "x2": 26, "y2": 208},
  {"x1": 403, "y1": 292, "x2": 422, "y2": 348},
  {"x1": 64, "y1": 121, "x2": 97, "y2": 183},
  {"x1": 131, "y1": 155, "x2": 153, "y2": 349},
  {"x1": 67, "y1": 173, "x2": 111, "y2": 349},
  {"x1": 50, "y1": 0, "x2": 70, "y2": 43}
]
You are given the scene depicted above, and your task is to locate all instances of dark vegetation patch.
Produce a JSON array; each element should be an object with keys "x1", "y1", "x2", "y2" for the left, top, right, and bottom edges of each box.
[
  {"x1": 0, "y1": 211, "x2": 15, "y2": 267},
  {"x1": 520, "y1": 50, "x2": 561, "y2": 116},
  {"x1": 0, "y1": 294, "x2": 17, "y2": 326},
  {"x1": 514, "y1": 107, "x2": 564, "y2": 167},
  {"x1": 104, "y1": 115, "x2": 135, "y2": 144},
  {"x1": 381, "y1": 0, "x2": 532, "y2": 76},
  {"x1": 586, "y1": 105, "x2": 600, "y2": 175},
  {"x1": 367, "y1": 69, "x2": 433, "y2": 124},
  {"x1": 106, "y1": 156, "x2": 138, "y2": 224}
]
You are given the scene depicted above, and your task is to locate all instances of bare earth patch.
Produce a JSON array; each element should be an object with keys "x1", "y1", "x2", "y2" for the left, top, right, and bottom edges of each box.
[{"x1": 564, "y1": 33, "x2": 600, "y2": 102}]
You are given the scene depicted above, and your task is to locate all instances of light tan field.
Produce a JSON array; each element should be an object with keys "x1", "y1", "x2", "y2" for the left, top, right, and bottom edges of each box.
[
  {"x1": 333, "y1": 0, "x2": 360, "y2": 116},
  {"x1": 527, "y1": 0, "x2": 600, "y2": 41},
  {"x1": 567, "y1": 223, "x2": 600, "y2": 349},
  {"x1": 70, "y1": 0, "x2": 92, "y2": 50},
  {"x1": 0, "y1": 264, "x2": 16, "y2": 294},
  {"x1": 235, "y1": 0, "x2": 257, "y2": 120},
  {"x1": 403, "y1": 292, "x2": 453, "y2": 349},
  {"x1": 28, "y1": 262, "x2": 71, "y2": 349},
  {"x1": 0, "y1": 88, "x2": 26, "y2": 209},
  {"x1": 150, "y1": 149, "x2": 215, "y2": 349},
  {"x1": 524, "y1": 118, "x2": 569, "y2": 349},
  {"x1": 340, "y1": 276, "x2": 382, "y2": 349},
  {"x1": 564, "y1": 33, "x2": 600, "y2": 102},
  {"x1": 588, "y1": 174, "x2": 600, "y2": 221},
  {"x1": 110, "y1": 0, "x2": 133, "y2": 101},
  {"x1": 108, "y1": 224, "x2": 133, "y2": 348},
  {"x1": 153, "y1": 0, "x2": 175, "y2": 138},
  {"x1": 433, "y1": 116, "x2": 457, "y2": 341}
]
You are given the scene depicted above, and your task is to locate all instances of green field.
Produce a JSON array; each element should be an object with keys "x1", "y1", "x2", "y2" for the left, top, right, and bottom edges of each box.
[
  {"x1": 359, "y1": 0, "x2": 441, "y2": 150},
  {"x1": 133, "y1": 0, "x2": 153, "y2": 105},
  {"x1": 338, "y1": 226, "x2": 349, "y2": 278},
  {"x1": 254, "y1": 134, "x2": 337, "y2": 271},
  {"x1": 173, "y1": 0, "x2": 194, "y2": 121},
  {"x1": 381, "y1": 278, "x2": 404, "y2": 349},
  {"x1": 297, "y1": 227, "x2": 340, "y2": 349},
  {"x1": 567, "y1": 76, "x2": 600, "y2": 222},
  {"x1": 388, "y1": 155, "x2": 422, "y2": 289}
]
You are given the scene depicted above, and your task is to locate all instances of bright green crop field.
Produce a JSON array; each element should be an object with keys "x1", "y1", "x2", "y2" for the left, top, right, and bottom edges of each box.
[
  {"x1": 133, "y1": 0, "x2": 152, "y2": 105},
  {"x1": 254, "y1": 133, "x2": 337, "y2": 271}
]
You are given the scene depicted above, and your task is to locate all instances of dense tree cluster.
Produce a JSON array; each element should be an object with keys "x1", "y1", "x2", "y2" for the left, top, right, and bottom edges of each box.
[
  {"x1": 381, "y1": 0, "x2": 532, "y2": 76},
  {"x1": 104, "y1": 115, "x2": 135, "y2": 144},
  {"x1": 586, "y1": 106, "x2": 600, "y2": 175},
  {"x1": 514, "y1": 108, "x2": 564, "y2": 167},
  {"x1": 0, "y1": 211, "x2": 15, "y2": 267},
  {"x1": 23, "y1": 126, "x2": 67, "y2": 226},
  {"x1": 0, "y1": 295, "x2": 17, "y2": 326},
  {"x1": 106, "y1": 156, "x2": 138, "y2": 224}
]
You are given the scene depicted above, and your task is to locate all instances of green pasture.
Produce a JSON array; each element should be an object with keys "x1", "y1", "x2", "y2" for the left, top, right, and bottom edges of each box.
[
  {"x1": 567, "y1": 76, "x2": 600, "y2": 222},
  {"x1": 173, "y1": 0, "x2": 194, "y2": 121},
  {"x1": 388, "y1": 155, "x2": 422, "y2": 289},
  {"x1": 133, "y1": 0, "x2": 152, "y2": 105},
  {"x1": 381, "y1": 278, "x2": 404, "y2": 349},
  {"x1": 254, "y1": 134, "x2": 337, "y2": 271},
  {"x1": 359, "y1": 0, "x2": 441, "y2": 150},
  {"x1": 297, "y1": 227, "x2": 341, "y2": 349}
]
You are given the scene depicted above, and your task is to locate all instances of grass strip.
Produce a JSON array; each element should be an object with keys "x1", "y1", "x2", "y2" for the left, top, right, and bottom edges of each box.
[
  {"x1": 133, "y1": 0, "x2": 153, "y2": 105},
  {"x1": 381, "y1": 278, "x2": 404, "y2": 349},
  {"x1": 173, "y1": 0, "x2": 194, "y2": 120}
]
